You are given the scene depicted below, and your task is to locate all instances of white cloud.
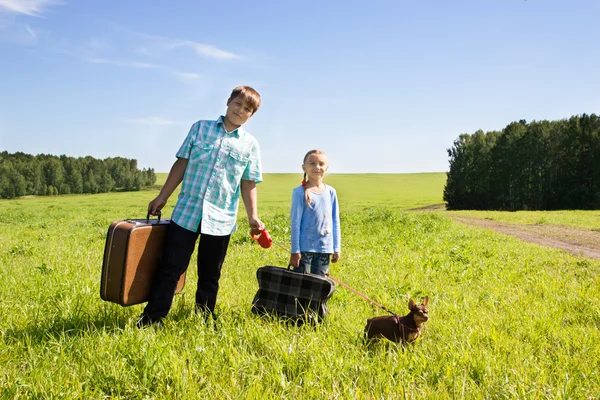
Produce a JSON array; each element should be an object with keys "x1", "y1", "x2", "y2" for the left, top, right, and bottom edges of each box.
[
  {"x1": 86, "y1": 56, "x2": 201, "y2": 86},
  {"x1": 131, "y1": 31, "x2": 242, "y2": 61},
  {"x1": 134, "y1": 46, "x2": 151, "y2": 56},
  {"x1": 0, "y1": 1, "x2": 55, "y2": 44},
  {"x1": 0, "y1": 18, "x2": 38, "y2": 44},
  {"x1": 180, "y1": 41, "x2": 241, "y2": 60},
  {"x1": 23, "y1": 23, "x2": 35, "y2": 38},
  {"x1": 121, "y1": 117, "x2": 180, "y2": 126},
  {"x1": 172, "y1": 71, "x2": 200, "y2": 80},
  {"x1": 86, "y1": 57, "x2": 160, "y2": 70},
  {"x1": 88, "y1": 38, "x2": 111, "y2": 51},
  {"x1": 0, "y1": 0, "x2": 63, "y2": 16}
]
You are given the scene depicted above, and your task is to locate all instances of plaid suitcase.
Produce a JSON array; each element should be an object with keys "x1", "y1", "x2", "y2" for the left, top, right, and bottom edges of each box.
[
  {"x1": 101, "y1": 215, "x2": 186, "y2": 306},
  {"x1": 251, "y1": 265, "x2": 336, "y2": 322}
]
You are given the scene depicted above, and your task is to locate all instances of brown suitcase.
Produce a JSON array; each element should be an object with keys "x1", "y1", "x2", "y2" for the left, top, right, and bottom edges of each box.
[{"x1": 100, "y1": 215, "x2": 186, "y2": 306}]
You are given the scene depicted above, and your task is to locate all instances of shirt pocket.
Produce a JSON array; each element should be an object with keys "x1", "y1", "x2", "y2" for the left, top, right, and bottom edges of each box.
[
  {"x1": 189, "y1": 143, "x2": 214, "y2": 164},
  {"x1": 227, "y1": 149, "x2": 250, "y2": 177}
]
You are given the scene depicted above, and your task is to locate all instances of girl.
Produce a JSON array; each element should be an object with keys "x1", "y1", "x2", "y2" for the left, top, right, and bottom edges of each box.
[{"x1": 290, "y1": 150, "x2": 341, "y2": 276}]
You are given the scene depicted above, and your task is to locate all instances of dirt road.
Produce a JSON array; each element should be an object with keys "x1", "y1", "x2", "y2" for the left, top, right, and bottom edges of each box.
[{"x1": 413, "y1": 204, "x2": 600, "y2": 260}]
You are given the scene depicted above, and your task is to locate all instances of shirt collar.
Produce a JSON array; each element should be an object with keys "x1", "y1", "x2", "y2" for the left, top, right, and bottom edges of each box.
[{"x1": 217, "y1": 115, "x2": 244, "y2": 137}]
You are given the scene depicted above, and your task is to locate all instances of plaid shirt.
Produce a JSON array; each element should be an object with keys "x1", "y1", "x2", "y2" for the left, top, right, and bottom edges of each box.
[{"x1": 171, "y1": 116, "x2": 262, "y2": 235}]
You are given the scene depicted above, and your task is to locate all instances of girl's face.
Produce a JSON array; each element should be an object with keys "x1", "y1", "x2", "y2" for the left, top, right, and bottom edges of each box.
[{"x1": 302, "y1": 153, "x2": 328, "y2": 182}]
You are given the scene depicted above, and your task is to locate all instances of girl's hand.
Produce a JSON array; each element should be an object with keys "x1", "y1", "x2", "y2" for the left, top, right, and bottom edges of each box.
[
  {"x1": 290, "y1": 253, "x2": 301, "y2": 267},
  {"x1": 332, "y1": 252, "x2": 340, "y2": 263}
]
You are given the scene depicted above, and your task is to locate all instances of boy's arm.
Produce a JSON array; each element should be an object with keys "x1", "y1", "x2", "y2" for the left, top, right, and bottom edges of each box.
[
  {"x1": 148, "y1": 158, "x2": 188, "y2": 215},
  {"x1": 241, "y1": 179, "x2": 264, "y2": 234}
]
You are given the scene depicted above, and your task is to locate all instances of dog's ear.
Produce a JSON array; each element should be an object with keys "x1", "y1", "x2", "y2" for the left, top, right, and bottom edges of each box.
[
  {"x1": 408, "y1": 298, "x2": 417, "y2": 309},
  {"x1": 421, "y1": 296, "x2": 429, "y2": 306}
]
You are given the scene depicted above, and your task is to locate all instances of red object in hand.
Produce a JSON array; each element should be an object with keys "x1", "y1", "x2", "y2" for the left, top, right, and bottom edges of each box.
[{"x1": 252, "y1": 229, "x2": 272, "y2": 248}]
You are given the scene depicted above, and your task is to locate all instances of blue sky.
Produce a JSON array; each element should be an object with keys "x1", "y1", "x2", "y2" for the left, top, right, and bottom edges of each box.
[{"x1": 1, "y1": 0, "x2": 599, "y2": 173}]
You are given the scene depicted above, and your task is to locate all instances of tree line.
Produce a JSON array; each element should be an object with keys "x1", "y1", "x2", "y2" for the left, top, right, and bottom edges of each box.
[
  {"x1": 0, "y1": 152, "x2": 157, "y2": 199},
  {"x1": 444, "y1": 113, "x2": 600, "y2": 210}
]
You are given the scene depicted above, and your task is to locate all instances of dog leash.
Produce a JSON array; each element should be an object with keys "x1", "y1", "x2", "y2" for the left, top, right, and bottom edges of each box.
[
  {"x1": 258, "y1": 232, "x2": 399, "y2": 316},
  {"x1": 323, "y1": 274, "x2": 398, "y2": 316}
]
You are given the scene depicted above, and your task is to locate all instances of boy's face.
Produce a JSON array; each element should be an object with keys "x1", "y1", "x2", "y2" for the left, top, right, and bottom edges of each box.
[{"x1": 225, "y1": 95, "x2": 255, "y2": 128}]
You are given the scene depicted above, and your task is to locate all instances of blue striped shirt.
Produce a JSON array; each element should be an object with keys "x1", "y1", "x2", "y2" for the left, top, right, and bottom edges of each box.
[{"x1": 171, "y1": 116, "x2": 262, "y2": 235}]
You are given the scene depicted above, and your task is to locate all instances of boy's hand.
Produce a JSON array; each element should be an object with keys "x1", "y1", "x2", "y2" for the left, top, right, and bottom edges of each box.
[
  {"x1": 148, "y1": 195, "x2": 168, "y2": 216},
  {"x1": 290, "y1": 253, "x2": 301, "y2": 267},
  {"x1": 332, "y1": 252, "x2": 340, "y2": 263},
  {"x1": 248, "y1": 217, "x2": 264, "y2": 235}
]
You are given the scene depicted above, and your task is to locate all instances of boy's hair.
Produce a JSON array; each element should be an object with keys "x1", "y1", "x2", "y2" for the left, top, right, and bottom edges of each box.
[
  {"x1": 228, "y1": 86, "x2": 261, "y2": 114},
  {"x1": 302, "y1": 149, "x2": 327, "y2": 207}
]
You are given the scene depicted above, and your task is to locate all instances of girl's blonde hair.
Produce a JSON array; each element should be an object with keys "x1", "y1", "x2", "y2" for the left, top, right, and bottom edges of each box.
[{"x1": 302, "y1": 149, "x2": 327, "y2": 206}]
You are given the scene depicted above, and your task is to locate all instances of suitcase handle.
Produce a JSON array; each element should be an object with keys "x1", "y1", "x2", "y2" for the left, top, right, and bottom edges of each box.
[
  {"x1": 287, "y1": 264, "x2": 307, "y2": 274},
  {"x1": 146, "y1": 211, "x2": 161, "y2": 221}
]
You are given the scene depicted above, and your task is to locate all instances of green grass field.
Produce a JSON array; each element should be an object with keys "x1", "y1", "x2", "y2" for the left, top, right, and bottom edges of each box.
[
  {"x1": 1, "y1": 173, "x2": 599, "y2": 398},
  {"x1": 154, "y1": 172, "x2": 448, "y2": 211}
]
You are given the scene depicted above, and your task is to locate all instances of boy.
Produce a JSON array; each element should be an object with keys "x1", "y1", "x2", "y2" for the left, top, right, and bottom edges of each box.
[{"x1": 138, "y1": 85, "x2": 264, "y2": 327}]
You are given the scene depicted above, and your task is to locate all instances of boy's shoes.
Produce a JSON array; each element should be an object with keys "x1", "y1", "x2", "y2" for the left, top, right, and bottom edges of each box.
[
  {"x1": 136, "y1": 314, "x2": 162, "y2": 328},
  {"x1": 136, "y1": 310, "x2": 218, "y2": 328}
]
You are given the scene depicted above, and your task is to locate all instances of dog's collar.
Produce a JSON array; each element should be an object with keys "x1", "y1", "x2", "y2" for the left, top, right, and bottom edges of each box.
[{"x1": 394, "y1": 316, "x2": 419, "y2": 332}]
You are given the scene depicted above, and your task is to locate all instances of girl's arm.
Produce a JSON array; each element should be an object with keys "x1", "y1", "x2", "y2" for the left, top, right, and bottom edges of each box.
[
  {"x1": 290, "y1": 189, "x2": 304, "y2": 265},
  {"x1": 331, "y1": 189, "x2": 341, "y2": 259}
]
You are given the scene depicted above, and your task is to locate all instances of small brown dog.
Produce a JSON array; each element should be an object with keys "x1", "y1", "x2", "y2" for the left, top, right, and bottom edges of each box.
[{"x1": 364, "y1": 296, "x2": 429, "y2": 343}]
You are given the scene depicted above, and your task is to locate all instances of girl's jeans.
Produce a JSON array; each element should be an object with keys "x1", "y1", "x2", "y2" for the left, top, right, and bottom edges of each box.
[{"x1": 293, "y1": 252, "x2": 331, "y2": 276}]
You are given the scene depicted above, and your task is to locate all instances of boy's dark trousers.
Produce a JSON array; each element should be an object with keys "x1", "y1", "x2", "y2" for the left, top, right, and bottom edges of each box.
[{"x1": 141, "y1": 221, "x2": 230, "y2": 322}]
